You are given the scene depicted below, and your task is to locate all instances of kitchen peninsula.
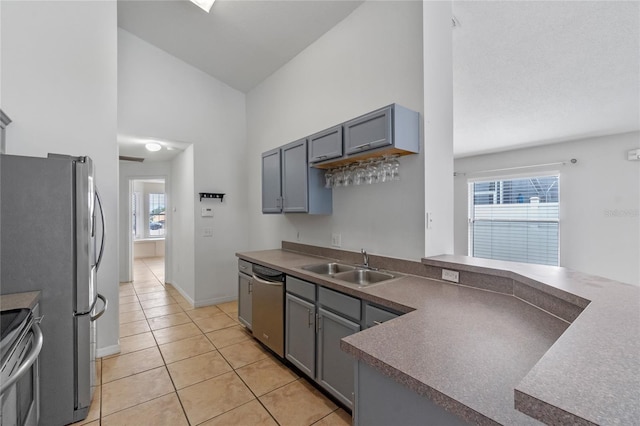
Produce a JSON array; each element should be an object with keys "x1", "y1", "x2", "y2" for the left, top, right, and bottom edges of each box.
[{"x1": 237, "y1": 242, "x2": 639, "y2": 425}]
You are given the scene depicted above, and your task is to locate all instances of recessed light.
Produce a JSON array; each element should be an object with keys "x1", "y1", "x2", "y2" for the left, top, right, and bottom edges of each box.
[
  {"x1": 190, "y1": 0, "x2": 215, "y2": 13},
  {"x1": 145, "y1": 143, "x2": 162, "y2": 152}
]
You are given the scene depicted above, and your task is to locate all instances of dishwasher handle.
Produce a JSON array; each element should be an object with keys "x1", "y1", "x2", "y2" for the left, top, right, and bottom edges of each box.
[{"x1": 252, "y1": 275, "x2": 284, "y2": 287}]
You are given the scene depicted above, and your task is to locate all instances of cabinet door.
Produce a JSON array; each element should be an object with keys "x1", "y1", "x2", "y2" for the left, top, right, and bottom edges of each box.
[
  {"x1": 238, "y1": 273, "x2": 252, "y2": 330},
  {"x1": 317, "y1": 307, "x2": 360, "y2": 409},
  {"x1": 308, "y1": 125, "x2": 343, "y2": 163},
  {"x1": 281, "y1": 139, "x2": 308, "y2": 212},
  {"x1": 285, "y1": 293, "x2": 316, "y2": 377},
  {"x1": 344, "y1": 106, "x2": 392, "y2": 155},
  {"x1": 262, "y1": 148, "x2": 282, "y2": 213}
]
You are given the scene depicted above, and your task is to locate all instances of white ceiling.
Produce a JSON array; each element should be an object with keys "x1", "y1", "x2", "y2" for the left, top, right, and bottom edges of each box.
[
  {"x1": 117, "y1": 0, "x2": 639, "y2": 160},
  {"x1": 117, "y1": 0, "x2": 363, "y2": 93},
  {"x1": 452, "y1": 1, "x2": 639, "y2": 157}
]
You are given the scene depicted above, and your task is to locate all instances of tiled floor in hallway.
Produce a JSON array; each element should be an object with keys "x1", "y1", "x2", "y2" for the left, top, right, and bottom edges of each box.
[{"x1": 75, "y1": 257, "x2": 351, "y2": 426}]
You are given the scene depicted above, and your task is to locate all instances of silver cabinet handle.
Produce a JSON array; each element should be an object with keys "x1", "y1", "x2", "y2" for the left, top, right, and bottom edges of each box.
[
  {"x1": 251, "y1": 275, "x2": 283, "y2": 287},
  {"x1": 248, "y1": 282, "x2": 252, "y2": 294},
  {"x1": 240, "y1": 265, "x2": 248, "y2": 270},
  {"x1": 90, "y1": 293, "x2": 108, "y2": 321},
  {"x1": 0, "y1": 319, "x2": 44, "y2": 395},
  {"x1": 308, "y1": 309, "x2": 313, "y2": 328},
  {"x1": 373, "y1": 320, "x2": 383, "y2": 326}
]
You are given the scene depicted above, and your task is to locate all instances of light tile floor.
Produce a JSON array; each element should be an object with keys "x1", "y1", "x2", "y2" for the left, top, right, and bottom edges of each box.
[{"x1": 73, "y1": 257, "x2": 351, "y2": 426}]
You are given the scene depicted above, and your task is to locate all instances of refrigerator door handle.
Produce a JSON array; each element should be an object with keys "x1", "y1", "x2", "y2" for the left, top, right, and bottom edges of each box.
[
  {"x1": 90, "y1": 294, "x2": 108, "y2": 322},
  {"x1": 95, "y1": 188, "x2": 106, "y2": 271}
]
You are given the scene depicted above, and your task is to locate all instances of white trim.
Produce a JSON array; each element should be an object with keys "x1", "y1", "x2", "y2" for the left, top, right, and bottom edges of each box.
[
  {"x1": 97, "y1": 344, "x2": 120, "y2": 358},
  {"x1": 194, "y1": 295, "x2": 237, "y2": 308}
]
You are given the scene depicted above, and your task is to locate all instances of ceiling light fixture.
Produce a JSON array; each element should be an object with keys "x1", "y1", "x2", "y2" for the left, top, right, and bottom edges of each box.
[
  {"x1": 145, "y1": 142, "x2": 162, "y2": 152},
  {"x1": 190, "y1": 0, "x2": 215, "y2": 13}
]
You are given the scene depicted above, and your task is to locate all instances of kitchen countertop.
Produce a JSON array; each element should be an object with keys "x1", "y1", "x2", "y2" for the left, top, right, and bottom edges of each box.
[
  {"x1": 236, "y1": 247, "x2": 639, "y2": 425},
  {"x1": 0, "y1": 291, "x2": 41, "y2": 311}
]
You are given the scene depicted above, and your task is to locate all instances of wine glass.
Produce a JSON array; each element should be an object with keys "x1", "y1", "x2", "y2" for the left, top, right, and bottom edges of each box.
[{"x1": 324, "y1": 170, "x2": 334, "y2": 188}]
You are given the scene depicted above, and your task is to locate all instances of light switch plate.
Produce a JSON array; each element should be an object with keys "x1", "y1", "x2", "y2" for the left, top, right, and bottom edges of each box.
[
  {"x1": 203, "y1": 227, "x2": 213, "y2": 237},
  {"x1": 331, "y1": 233, "x2": 341, "y2": 247}
]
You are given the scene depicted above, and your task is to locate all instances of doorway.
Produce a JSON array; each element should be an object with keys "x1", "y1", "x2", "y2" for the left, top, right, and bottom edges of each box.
[{"x1": 130, "y1": 178, "x2": 166, "y2": 284}]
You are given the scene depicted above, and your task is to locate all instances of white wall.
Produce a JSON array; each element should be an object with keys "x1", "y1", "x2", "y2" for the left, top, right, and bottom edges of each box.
[
  {"x1": 454, "y1": 131, "x2": 640, "y2": 285},
  {"x1": 118, "y1": 160, "x2": 171, "y2": 282},
  {"x1": 246, "y1": 1, "x2": 424, "y2": 260},
  {"x1": 1, "y1": 0, "x2": 119, "y2": 354},
  {"x1": 118, "y1": 28, "x2": 248, "y2": 306},
  {"x1": 170, "y1": 146, "x2": 195, "y2": 302},
  {"x1": 423, "y1": 1, "x2": 454, "y2": 257}
]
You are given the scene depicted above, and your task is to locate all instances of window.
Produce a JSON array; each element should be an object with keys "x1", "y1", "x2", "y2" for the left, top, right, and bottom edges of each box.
[
  {"x1": 468, "y1": 175, "x2": 559, "y2": 266},
  {"x1": 148, "y1": 193, "x2": 166, "y2": 237}
]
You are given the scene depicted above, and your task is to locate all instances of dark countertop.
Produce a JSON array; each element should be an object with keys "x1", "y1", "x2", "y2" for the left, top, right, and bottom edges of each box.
[
  {"x1": 423, "y1": 255, "x2": 640, "y2": 425},
  {"x1": 238, "y1": 246, "x2": 639, "y2": 425},
  {"x1": 0, "y1": 291, "x2": 40, "y2": 311},
  {"x1": 238, "y1": 247, "x2": 612, "y2": 425}
]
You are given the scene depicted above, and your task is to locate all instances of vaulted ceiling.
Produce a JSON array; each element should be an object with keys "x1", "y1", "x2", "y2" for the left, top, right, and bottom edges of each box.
[{"x1": 118, "y1": 0, "x2": 639, "y2": 160}]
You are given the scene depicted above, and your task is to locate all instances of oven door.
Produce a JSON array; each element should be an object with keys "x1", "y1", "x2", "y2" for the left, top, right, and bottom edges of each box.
[{"x1": 0, "y1": 320, "x2": 43, "y2": 426}]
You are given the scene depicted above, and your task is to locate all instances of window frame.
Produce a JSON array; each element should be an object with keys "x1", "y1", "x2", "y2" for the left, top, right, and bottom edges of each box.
[{"x1": 467, "y1": 172, "x2": 561, "y2": 266}]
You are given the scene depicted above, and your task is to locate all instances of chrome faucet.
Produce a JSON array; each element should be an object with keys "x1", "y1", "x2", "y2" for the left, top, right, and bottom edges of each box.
[{"x1": 361, "y1": 248, "x2": 369, "y2": 268}]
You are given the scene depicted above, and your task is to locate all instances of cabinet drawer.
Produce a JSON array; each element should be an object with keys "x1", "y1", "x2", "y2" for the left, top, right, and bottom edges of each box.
[
  {"x1": 238, "y1": 259, "x2": 252, "y2": 274},
  {"x1": 308, "y1": 125, "x2": 343, "y2": 163},
  {"x1": 286, "y1": 276, "x2": 316, "y2": 301},
  {"x1": 318, "y1": 287, "x2": 361, "y2": 321},
  {"x1": 365, "y1": 304, "x2": 399, "y2": 328}
]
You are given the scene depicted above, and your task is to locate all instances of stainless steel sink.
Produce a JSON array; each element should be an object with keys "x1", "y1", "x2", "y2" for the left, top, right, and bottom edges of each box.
[
  {"x1": 301, "y1": 262, "x2": 356, "y2": 275},
  {"x1": 332, "y1": 269, "x2": 396, "y2": 286}
]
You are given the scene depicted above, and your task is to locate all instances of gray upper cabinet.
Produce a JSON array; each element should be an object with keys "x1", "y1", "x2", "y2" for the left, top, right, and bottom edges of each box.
[
  {"x1": 343, "y1": 103, "x2": 419, "y2": 159},
  {"x1": 308, "y1": 125, "x2": 343, "y2": 164},
  {"x1": 261, "y1": 139, "x2": 332, "y2": 215},
  {"x1": 281, "y1": 139, "x2": 308, "y2": 213},
  {"x1": 344, "y1": 106, "x2": 392, "y2": 155},
  {"x1": 261, "y1": 148, "x2": 282, "y2": 213}
]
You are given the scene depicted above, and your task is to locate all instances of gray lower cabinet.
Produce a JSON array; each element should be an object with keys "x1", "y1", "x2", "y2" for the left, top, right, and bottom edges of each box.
[
  {"x1": 285, "y1": 277, "x2": 360, "y2": 410},
  {"x1": 317, "y1": 307, "x2": 360, "y2": 408},
  {"x1": 285, "y1": 293, "x2": 315, "y2": 377},
  {"x1": 354, "y1": 361, "x2": 470, "y2": 426},
  {"x1": 238, "y1": 272, "x2": 252, "y2": 330},
  {"x1": 364, "y1": 302, "x2": 400, "y2": 329}
]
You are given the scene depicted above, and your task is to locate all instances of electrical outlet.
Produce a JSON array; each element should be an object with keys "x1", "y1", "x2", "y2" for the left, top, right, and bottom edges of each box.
[
  {"x1": 203, "y1": 227, "x2": 213, "y2": 237},
  {"x1": 331, "y1": 233, "x2": 341, "y2": 247},
  {"x1": 442, "y1": 269, "x2": 459, "y2": 283}
]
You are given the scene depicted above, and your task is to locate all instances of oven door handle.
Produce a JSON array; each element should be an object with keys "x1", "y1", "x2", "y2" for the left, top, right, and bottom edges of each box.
[
  {"x1": 0, "y1": 320, "x2": 44, "y2": 396},
  {"x1": 252, "y1": 275, "x2": 283, "y2": 286}
]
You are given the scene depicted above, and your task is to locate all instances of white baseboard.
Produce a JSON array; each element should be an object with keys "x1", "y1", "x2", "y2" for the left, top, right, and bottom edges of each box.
[
  {"x1": 164, "y1": 281, "x2": 236, "y2": 308},
  {"x1": 97, "y1": 344, "x2": 120, "y2": 358},
  {"x1": 194, "y1": 295, "x2": 237, "y2": 308}
]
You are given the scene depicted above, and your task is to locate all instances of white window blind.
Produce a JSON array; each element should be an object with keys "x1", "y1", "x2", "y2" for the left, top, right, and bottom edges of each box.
[{"x1": 468, "y1": 175, "x2": 559, "y2": 266}]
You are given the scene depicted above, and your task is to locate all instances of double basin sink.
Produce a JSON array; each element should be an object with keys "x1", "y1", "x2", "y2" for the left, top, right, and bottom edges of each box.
[{"x1": 301, "y1": 262, "x2": 398, "y2": 287}]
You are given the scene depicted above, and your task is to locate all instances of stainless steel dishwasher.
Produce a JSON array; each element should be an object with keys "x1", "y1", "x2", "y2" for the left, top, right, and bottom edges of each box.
[{"x1": 251, "y1": 264, "x2": 285, "y2": 357}]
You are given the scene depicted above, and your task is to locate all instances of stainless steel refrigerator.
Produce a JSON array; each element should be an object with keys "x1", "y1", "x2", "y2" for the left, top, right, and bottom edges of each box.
[{"x1": 1, "y1": 153, "x2": 107, "y2": 425}]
